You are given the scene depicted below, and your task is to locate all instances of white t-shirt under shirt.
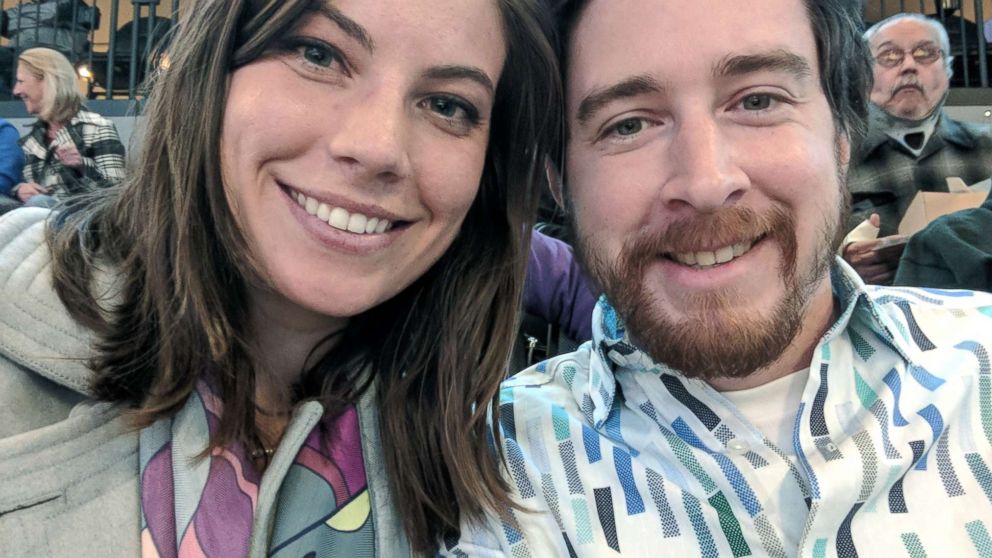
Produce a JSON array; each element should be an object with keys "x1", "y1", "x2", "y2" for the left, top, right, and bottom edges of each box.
[
  {"x1": 720, "y1": 368, "x2": 810, "y2": 456},
  {"x1": 721, "y1": 369, "x2": 812, "y2": 536}
]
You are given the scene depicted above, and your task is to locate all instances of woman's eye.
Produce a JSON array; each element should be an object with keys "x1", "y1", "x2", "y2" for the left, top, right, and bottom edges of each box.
[
  {"x1": 301, "y1": 44, "x2": 336, "y2": 67},
  {"x1": 283, "y1": 38, "x2": 348, "y2": 75},
  {"x1": 423, "y1": 95, "x2": 480, "y2": 131},
  {"x1": 429, "y1": 97, "x2": 461, "y2": 118},
  {"x1": 741, "y1": 94, "x2": 774, "y2": 111}
]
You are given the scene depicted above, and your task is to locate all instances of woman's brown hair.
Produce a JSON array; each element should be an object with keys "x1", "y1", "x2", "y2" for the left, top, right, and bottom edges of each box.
[{"x1": 47, "y1": 0, "x2": 561, "y2": 552}]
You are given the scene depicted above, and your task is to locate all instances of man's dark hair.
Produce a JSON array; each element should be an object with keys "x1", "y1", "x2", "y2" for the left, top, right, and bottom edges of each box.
[{"x1": 550, "y1": 0, "x2": 873, "y2": 149}]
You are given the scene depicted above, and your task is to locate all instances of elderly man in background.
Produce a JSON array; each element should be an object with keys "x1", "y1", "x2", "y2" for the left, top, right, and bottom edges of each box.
[{"x1": 843, "y1": 13, "x2": 992, "y2": 284}]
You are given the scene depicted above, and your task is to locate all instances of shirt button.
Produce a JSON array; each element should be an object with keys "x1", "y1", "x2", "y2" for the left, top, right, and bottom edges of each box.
[{"x1": 727, "y1": 439, "x2": 750, "y2": 455}]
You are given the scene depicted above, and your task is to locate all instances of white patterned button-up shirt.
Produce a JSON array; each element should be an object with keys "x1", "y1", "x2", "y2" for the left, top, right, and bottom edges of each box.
[{"x1": 444, "y1": 261, "x2": 992, "y2": 557}]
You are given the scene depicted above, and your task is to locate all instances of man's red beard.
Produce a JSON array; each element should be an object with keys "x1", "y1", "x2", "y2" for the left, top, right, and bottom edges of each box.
[{"x1": 576, "y1": 204, "x2": 841, "y2": 381}]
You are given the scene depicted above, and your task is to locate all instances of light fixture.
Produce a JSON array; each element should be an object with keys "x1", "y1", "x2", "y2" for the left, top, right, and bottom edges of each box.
[{"x1": 77, "y1": 64, "x2": 92, "y2": 79}]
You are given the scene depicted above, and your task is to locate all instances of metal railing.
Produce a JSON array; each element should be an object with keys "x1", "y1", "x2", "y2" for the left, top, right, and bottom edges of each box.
[
  {"x1": 0, "y1": 0, "x2": 181, "y2": 102},
  {"x1": 865, "y1": 0, "x2": 992, "y2": 87},
  {"x1": 0, "y1": 0, "x2": 988, "y2": 112}
]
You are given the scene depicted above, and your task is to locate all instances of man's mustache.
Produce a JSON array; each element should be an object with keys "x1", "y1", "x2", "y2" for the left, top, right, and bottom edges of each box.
[{"x1": 890, "y1": 79, "x2": 925, "y2": 98}]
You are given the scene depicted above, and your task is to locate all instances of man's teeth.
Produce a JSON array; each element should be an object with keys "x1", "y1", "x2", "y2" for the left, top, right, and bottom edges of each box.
[
  {"x1": 293, "y1": 191, "x2": 391, "y2": 234},
  {"x1": 672, "y1": 241, "x2": 754, "y2": 267}
]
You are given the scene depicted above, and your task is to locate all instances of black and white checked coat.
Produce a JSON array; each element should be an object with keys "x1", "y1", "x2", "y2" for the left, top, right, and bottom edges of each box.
[{"x1": 18, "y1": 109, "x2": 126, "y2": 199}]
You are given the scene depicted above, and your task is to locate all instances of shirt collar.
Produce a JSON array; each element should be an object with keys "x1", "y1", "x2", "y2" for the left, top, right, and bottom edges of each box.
[{"x1": 585, "y1": 258, "x2": 916, "y2": 426}]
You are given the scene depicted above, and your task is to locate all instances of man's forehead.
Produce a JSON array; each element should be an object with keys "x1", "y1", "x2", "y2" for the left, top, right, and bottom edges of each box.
[
  {"x1": 566, "y1": 0, "x2": 817, "y2": 98},
  {"x1": 871, "y1": 19, "x2": 939, "y2": 48}
]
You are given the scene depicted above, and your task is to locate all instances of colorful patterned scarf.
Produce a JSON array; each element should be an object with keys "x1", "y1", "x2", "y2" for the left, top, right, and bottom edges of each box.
[{"x1": 139, "y1": 383, "x2": 375, "y2": 557}]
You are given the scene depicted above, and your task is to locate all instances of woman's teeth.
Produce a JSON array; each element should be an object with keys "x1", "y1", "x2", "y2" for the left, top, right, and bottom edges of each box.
[
  {"x1": 293, "y1": 191, "x2": 392, "y2": 235},
  {"x1": 671, "y1": 240, "x2": 754, "y2": 267}
]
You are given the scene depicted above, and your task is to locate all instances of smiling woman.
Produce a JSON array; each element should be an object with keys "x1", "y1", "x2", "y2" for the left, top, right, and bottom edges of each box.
[{"x1": 0, "y1": 0, "x2": 560, "y2": 556}]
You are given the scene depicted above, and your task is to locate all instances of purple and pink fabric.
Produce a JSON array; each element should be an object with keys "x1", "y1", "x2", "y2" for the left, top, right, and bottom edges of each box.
[{"x1": 139, "y1": 382, "x2": 375, "y2": 557}]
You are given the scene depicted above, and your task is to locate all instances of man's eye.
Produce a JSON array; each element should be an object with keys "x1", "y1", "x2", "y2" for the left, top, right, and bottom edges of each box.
[
  {"x1": 614, "y1": 118, "x2": 644, "y2": 136},
  {"x1": 742, "y1": 94, "x2": 773, "y2": 111},
  {"x1": 879, "y1": 50, "x2": 902, "y2": 64}
]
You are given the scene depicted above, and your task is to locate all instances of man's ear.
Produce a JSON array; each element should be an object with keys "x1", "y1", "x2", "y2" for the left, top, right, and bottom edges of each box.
[
  {"x1": 837, "y1": 133, "x2": 852, "y2": 167},
  {"x1": 545, "y1": 158, "x2": 567, "y2": 212}
]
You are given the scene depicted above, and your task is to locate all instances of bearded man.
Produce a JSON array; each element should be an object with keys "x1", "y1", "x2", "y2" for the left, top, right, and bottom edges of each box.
[
  {"x1": 442, "y1": 1, "x2": 992, "y2": 556},
  {"x1": 843, "y1": 14, "x2": 992, "y2": 284}
]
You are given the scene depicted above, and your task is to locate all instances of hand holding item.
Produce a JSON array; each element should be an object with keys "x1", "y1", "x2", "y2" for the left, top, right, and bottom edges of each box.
[
  {"x1": 14, "y1": 181, "x2": 50, "y2": 203},
  {"x1": 842, "y1": 214, "x2": 908, "y2": 285},
  {"x1": 55, "y1": 143, "x2": 83, "y2": 168}
]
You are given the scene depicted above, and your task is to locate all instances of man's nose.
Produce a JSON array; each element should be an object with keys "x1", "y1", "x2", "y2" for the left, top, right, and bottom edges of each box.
[
  {"x1": 661, "y1": 113, "x2": 749, "y2": 213},
  {"x1": 899, "y1": 53, "x2": 921, "y2": 73}
]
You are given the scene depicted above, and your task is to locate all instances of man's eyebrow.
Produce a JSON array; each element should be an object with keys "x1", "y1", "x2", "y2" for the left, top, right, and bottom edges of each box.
[
  {"x1": 575, "y1": 75, "x2": 664, "y2": 126},
  {"x1": 316, "y1": 3, "x2": 375, "y2": 53},
  {"x1": 423, "y1": 65, "x2": 496, "y2": 97},
  {"x1": 712, "y1": 50, "x2": 812, "y2": 80}
]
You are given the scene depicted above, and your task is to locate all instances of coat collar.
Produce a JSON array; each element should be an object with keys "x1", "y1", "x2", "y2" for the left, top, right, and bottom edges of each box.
[{"x1": 860, "y1": 106, "x2": 980, "y2": 161}]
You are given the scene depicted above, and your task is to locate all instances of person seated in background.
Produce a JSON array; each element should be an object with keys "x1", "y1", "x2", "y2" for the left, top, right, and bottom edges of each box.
[
  {"x1": 843, "y1": 14, "x2": 992, "y2": 284},
  {"x1": 0, "y1": 117, "x2": 24, "y2": 215},
  {"x1": 526, "y1": 230, "x2": 597, "y2": 344},
  {"x1": 515, "y1": 229, "x2": 597, "y2": 373},
  {"x1": 11, "y1": 47, "x2": 125, "y2": 208},
  {"x1": 893, "y1": 188, "x2": 992, "y2": 291}
]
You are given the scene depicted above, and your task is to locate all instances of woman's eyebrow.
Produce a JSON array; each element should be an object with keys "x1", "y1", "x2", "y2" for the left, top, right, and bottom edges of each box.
[
  {"x1": 422, "y1": 66, "x2": 496, "y2": 97},
  {"x1": 316, "y1": 3, "x2": 376, "y2": 53}
]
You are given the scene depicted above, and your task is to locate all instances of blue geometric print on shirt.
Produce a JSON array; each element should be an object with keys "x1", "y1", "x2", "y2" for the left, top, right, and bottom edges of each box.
[
  {"x1": 613, "y1": 447, "x2": 645, "y2": 515},
  {"x1": 909, "y1": 364, "x2": 946, "y2": 391},
  {"x1": 442, "y1": 275, "x2": 992, "y2": 558},
  {"x1": 661, "y1": 374, "x2": 722, "y2": 431},
  {"x1": 672, "y1": 418, "x2": 763, "y2": 517},
  {"x1": 810, "y1": 363, "x2": 831, "y2": 437},
  {"x1": 883, "y1": 369, "x2": 911, "y2": 427},
  {"x1": 896, "y1": 301, "x2": 937, "y2": 351},
  {"x1": 581, "y1": 424, "x2": 602, "y2": 464},
  {"x1": 915, "y1": 404, "x2": 944, "y2": 471},
  {"x1": 956, "y1": 341, "x2": 991, "y2": 374},
  {"x1": 794, "y1": 402, "x2": 823, "y2": 500},
  {"x1": 604, "y1": 405, "x2": 638, "y2": 457}
]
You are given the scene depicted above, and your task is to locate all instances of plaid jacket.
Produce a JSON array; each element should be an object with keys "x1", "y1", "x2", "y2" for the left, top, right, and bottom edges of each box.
[
  {"x1": 18, "y1": 109, "x2": 125, "y2": 199},
  {"x1": 846, "y1": 108, "x2": 992, "y2": 237}
]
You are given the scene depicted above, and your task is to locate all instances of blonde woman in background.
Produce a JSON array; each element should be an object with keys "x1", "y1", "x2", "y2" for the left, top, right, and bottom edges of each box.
[{"x1": 11, "y1": 47, "x2": 125, "y2": 208}]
